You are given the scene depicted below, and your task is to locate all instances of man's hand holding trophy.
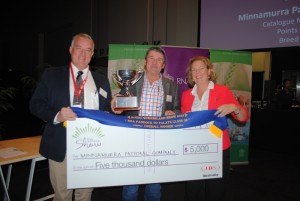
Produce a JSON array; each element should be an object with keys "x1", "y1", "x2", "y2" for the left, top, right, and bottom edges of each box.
[{"x1": 112, "y1": 68, "x2": 143, "y2": 112}]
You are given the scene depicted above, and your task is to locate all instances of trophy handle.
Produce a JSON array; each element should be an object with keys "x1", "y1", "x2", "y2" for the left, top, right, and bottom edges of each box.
[
  {"x1": 123, "y1": 71, "x2": 143, "y2": 97},
  {"x1": 131, "y1": 71, "x2": 143, "y2": 85},
  {"x1": 112, "y1": 71, "x2": 124, "y2": 86}
]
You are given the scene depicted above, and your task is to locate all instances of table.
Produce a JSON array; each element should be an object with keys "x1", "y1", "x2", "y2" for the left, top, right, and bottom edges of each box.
[{"x1": 0, "y1": 136, "x2": 54, "y2": 201}]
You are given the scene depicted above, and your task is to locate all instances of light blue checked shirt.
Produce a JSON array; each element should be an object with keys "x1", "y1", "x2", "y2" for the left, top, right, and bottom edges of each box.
[{"x1": 139, "y1": 75, "x2": 164, "y2": 117}]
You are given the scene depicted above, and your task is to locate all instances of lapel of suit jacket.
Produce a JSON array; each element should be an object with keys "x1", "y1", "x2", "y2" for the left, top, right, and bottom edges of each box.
[
  {"x1": 161, "y1": 76, "x2": 170, "y2": 113},
  {"x1": 90, "y1": 70, "x2": 102, "y2": 109},
  {"x1": 135, "y1": 73, "x2": 145, "y2": 104},
  {"x1": 61, "y1": 65, "x2": 71, "y2": 106}
]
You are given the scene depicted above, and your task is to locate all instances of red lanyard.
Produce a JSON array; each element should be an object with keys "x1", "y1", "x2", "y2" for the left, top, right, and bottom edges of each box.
[{"x1": 70, "y1": 63, "x2": 89, "y2": 98}]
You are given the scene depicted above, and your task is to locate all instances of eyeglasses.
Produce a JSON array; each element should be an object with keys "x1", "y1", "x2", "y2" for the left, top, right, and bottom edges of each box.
[{"x1": 147, "y1": 57, "x2": 164, "y2": 64}]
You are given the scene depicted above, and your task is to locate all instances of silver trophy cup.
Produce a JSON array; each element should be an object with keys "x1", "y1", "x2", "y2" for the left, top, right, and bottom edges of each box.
[{"x1": 112, "y1": 69, "x2": 143, "y2": 111}]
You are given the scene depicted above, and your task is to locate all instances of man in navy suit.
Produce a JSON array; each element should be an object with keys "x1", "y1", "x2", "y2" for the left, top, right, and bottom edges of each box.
[{"x1": 30, "y1": 33, "x2": 112, "y2": 201}]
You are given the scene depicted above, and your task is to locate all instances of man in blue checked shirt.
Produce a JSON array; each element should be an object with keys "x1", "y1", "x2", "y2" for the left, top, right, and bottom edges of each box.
[{"x1": 111, "y1": 46, "x2": 181, "y2": 201}]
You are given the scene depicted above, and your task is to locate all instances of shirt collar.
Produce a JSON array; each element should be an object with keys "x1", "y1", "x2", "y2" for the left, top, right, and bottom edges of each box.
[
  {"x1": 71, "y1": 63, "x2": 89, "y2": 76},
  {"x1": 191, "y1": 81, "x2": 214, "y2": 96},
  {"x1": 144, "y1": 72, "x2": 163, "y2": 83}
]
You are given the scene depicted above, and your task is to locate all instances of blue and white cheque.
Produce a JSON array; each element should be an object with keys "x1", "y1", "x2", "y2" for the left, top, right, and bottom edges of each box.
[{"x1": 67, "y1": 108, "x2": 227, "y2": 188}]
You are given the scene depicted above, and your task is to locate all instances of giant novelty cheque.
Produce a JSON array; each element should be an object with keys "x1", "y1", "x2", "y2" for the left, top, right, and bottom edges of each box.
[{"x1": 66, "y1": 108, "x2": 227, "y2": 188}]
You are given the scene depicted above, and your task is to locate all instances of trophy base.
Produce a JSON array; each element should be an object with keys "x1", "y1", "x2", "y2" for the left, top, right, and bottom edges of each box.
[{"x1": 115, "y1": 96, "x2": 140, "y2": 111}]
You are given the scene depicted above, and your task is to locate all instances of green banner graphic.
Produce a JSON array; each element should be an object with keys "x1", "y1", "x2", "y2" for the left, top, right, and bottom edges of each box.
[{"x1": 210, "y1": 49, "x2": 252, "y2": 164}]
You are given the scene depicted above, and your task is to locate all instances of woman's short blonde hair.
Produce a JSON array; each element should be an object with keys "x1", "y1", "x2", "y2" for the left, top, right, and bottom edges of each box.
[{"x1": 186, "y1": 56, "x2": 217, "y2": 87}]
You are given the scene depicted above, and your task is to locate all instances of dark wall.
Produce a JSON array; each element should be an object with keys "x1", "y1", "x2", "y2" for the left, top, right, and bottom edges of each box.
[
  {"x1": 1, "y1": 2, "x2": 299, "y2": 81},
  {"x1": 250, "y1": 108, "x2": 300, "y2": 156},
  {"x1": 270, "y1": 46, "x2": 300, "y2": 83}
]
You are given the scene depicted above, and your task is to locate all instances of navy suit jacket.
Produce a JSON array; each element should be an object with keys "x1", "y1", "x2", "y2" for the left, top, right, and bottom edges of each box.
[{"x1": 30, "y1": 65, "x2": 112, "y2": 162}]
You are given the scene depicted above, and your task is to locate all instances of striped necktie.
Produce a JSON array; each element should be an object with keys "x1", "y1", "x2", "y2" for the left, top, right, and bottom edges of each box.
[{"x1": 73, "y1": 71, "x2": 84, "y2": 108}]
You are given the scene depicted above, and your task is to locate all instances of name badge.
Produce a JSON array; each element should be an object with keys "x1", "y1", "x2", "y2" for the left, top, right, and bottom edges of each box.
[
  {"x1": 99, "y1": 88, "x2": 107, "y2": 98},
  {"x1": 166, "y1": 95, "x2": 172, "y2": 102}
]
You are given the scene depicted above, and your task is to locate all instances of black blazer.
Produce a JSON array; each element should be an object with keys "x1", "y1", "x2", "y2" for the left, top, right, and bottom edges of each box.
[{"x1": 30, "y1": 65, "x2": 112, "y2": 162}]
